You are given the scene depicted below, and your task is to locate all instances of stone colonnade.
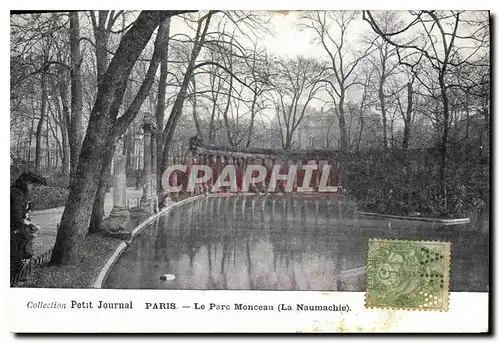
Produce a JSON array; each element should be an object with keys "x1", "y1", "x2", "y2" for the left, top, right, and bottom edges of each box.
[
  {"x1": 183, "y1": 149, "x2": 342, "y2": 194},
  {"x1": 110, "y1": 124, "x2": 344, "y2": 215}
]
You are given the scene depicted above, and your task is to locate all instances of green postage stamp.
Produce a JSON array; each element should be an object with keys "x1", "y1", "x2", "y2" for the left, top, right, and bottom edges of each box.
[{"x1": 365, "y1": 238, "x2": 451, "y2": 311}]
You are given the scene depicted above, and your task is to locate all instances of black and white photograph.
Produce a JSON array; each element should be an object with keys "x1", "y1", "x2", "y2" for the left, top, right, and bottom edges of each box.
[{"x1": 8, "y1": 9, "x2": 490, "y2": 333}]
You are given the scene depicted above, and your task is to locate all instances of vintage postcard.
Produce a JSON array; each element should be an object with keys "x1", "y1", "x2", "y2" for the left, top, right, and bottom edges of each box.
[{"x1": 8, "y1": 9, "x2": 490, "y2": 333}]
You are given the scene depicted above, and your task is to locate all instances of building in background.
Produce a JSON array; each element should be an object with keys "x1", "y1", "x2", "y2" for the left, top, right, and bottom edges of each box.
[{"x1": 294, "y1": 107, "x2": 337, "y2": 150}]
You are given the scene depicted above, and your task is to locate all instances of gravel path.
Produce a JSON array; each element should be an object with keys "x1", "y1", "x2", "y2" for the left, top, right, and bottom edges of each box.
[{"x1": 30, "y1": 187, "x2": 144, "y2": 256}]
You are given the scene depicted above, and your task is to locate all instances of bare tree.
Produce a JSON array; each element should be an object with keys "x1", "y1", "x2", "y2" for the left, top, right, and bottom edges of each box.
[
  {"x1": 300, "y1": 11, "x2": 375, "y2": 152},
  {"x1": 352, "y1": 65, "x2": 377, "y2": 151},
  {"x1": 219, "y1": 32, "x2": 236, "y2": 147},
  {"x1": 68, "y1": 12, "x2": 83, "y2": 181},
  {"x1": 89, "y1": 15, "x2": 171, "y2": 234},
  {"x1": 365, "y1": 12, "x2": 403, "y2": 149},
  {"x1": 159, "y1": 11, "x2": 216, "y2": 181},
  {"x1": 363, "y1": 9, "x2": 489, "y2": 212},
  {"x1": 89, "y1": 11, "x2": 125, "y2": 84},
  {"x1": 34, "y1": 44, "x2": 49, "y2": 172},
  {"x1": 158, "y1": 11, "x2": 265, "y2": 179},
  {"x1": 154, "y1": 16, "x2": 171, "y2": 187},
  {"x1": 270, "y1": 56, "x2": 325, "y2": 150},
  {"x1": 390, "y1": 74, "x2": 416, "y2": 150},
  {"x1": 244, "y1": 43, "x2": 273, "y2": 147},
  {"x1": 51, "y1": 11, "x2": 190, "y2": 265}
]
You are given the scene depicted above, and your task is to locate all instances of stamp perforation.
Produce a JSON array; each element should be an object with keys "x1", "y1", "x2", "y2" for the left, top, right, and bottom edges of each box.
[{"x1": 365, "y1": 237, "x2": 451, "y2": 312}]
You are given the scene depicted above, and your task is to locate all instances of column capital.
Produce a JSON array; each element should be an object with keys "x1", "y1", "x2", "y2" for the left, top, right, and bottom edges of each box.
[{"x1": 142, "y1": 112, "x2": 158, "y2": 134}]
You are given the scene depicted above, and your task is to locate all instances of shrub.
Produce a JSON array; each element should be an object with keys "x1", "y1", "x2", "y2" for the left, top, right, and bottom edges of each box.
[
  {"x1": 30, "y1": 185, "x2": 69, "y2": 211},
  {"x1": 44, "y1": 173, "x2": 70, "y2": 188},
  {"x1": 346, "y1": 143, "x2": 489, "y2": 218}
]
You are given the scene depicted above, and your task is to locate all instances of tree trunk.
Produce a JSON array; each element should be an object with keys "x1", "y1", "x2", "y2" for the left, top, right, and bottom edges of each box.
[
  {"x1": 284, "y1": 131, "x2": 293, "y2": 151},
  {"x1": 69, "y1": 12, "x2": 83, "y2": 184},
  {"x1": 191, "y1": 77, "x2": 204, "y2": 139},
  {"x1": 377, "y1": 44, "x2": 389, "y2": 150},
  {"x1": 160, "y1": 12, "x2": 213, "y2": 178},
  {"x1": 245, "y1": 91, "x2": 258, "y2": 148},
  {"x1": 356, "y1": 109, "x2": 364, "y2": 152},
  {"x1": 336, "y1": 93, "x2": 350, "y2": 191},
  {"x1": 439, "y1": 72, "x2": 449, "y2": 213},
  {"x1": 50, "y1": 11, "x2": 172, "y2": 265},
  {"x1": 338, "y1": 94, "x2": 349, "y2": 152},
  {"x1": 161, "y1": 85, "x2": 188, "y2": 175},
  {"x1": 379, "y1": 77, "x2": 388, "y2": 149},
  {"x1": 222, "y1": 71, "x2": 234, "y2": 147},
  {"x1": 402, "y1": 81, "x2": 413, "y2": 150},
  {"x1": 92, "y1": 11, "x2": 110, "y2": 85},
  {"x1": 28, "y1": 95, "x2": 36, "y2": 162},
  {"x1": 88, "y1": 143, "x2": 114, "y2": 234},
  {"x1": 35, "y1": 71, "x2": 47, "y2": 173},
  {"x1": 46, "y1": 111, "x2": 51, "y2": 171},
  {"x1": 208, "y1": 77, "x2": 221, "y2": 143},
  {"x1": 50, "y1": 95, "x2": 63, "y2": 166},
  {"x1": 58, "y1": 83, "x2": 71, "y2": 175},
  {"x1": 47, "y1": 102, "x2": 64, "y2": 171},
  {"x1": 50, "y1": 112, "x2": 115, "y2": 264},
  {"x1": 155, "y1": 17, "x2": 170, "y2": 190},
  {"x1": 90, "y1": 13, "x2": 169, "y2": 231}
]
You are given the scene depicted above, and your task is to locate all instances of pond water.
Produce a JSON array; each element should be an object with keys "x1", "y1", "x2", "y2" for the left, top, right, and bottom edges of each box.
[{"x1": 104, "y1": 195, "x2": 489, "y2": 291}]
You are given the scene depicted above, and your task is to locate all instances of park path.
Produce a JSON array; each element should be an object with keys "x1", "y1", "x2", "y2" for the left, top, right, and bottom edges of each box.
[{"x1": 30, "y1": 187, "x2": 143, "y2": 256}]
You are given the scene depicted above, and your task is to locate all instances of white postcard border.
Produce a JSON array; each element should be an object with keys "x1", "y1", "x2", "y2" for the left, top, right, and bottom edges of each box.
[{"x1": 8, "y1": 289, "x2": 488, "y2": 333}]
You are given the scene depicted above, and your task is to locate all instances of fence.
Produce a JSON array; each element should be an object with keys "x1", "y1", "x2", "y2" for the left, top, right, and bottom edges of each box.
[{"x1": 10, "y1": 248, "x2": 53, "y2": 287}]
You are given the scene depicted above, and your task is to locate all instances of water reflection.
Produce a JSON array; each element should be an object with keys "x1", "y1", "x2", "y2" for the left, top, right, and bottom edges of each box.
[{"x1": 105, "y1": 195, "x2": 489, "y2": 291}]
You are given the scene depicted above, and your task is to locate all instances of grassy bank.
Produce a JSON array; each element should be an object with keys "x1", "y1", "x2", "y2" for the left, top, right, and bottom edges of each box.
[
  {"x1": 25, "y1": 233, "x2": 122, "y2": 288},
  {"x1": 24, "y1": 195, "x2": 189, "y2": 288}
]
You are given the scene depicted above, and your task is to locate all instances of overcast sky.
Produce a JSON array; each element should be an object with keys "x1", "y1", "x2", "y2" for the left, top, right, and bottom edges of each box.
[
  {"x1": 166, "y1": 11, "x2": 378, "y2": 112},
  {"x1": 261, "y1": 11, "x2": 326, "y2": 58},
  {"x1": 168, "y1": 10, "x2": 374, "y2": 60}
]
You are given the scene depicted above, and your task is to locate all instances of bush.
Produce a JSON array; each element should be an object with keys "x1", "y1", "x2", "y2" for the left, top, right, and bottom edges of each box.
[
  {"x1": 30, "y1": 185, "x2": 69, "y2": 211},
  {"x1": 45, "y1": 173, "x2": 70, "y2": 188},
  {"x1": 346, "y1": 143, "x2": 489, "y2": 218}
]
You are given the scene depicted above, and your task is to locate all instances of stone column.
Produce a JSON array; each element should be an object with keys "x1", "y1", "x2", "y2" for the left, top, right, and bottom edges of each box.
[
  {"x1": 215, "y1": 155, "x2": 222, "y2": 181},
  {"x1": 314, "y1": 157, "x2": 320, "y2": 188},
  {"x1": 201, "y1": 154, "x2": 207, "y2": 192},
  {"x1": 212, "y1": 155, "x2": 220, "y2": 193},
  {"x1": 141, "y1": 114, "x2": 153, "y2": 210},
  {"x1": 261, "y1": 158, "x2": 267, "y2": 191},
  {"x1": 208, "y1": 155, "x2": 214, "y2": 191},
  {"x1": 110, "y1": 154, "x2": 129, "y2": 217},
  {"x1": 293, "y1": 158, "x2": 298, "y2": 192},
  {"x1": 151, "y1": 130, "x2": 158, "y2": 194},
  {"x1": 101, "y1": 150, "x2": 131, "y2": 239},
  {"x1": 337, "y1": 154, "x2": 343, "y2": 192}
]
